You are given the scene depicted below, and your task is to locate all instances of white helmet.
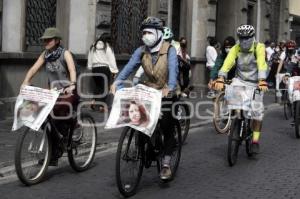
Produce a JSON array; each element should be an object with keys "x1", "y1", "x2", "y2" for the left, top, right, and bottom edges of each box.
[{"x1": 236, "y1": 25, "x2": 255, "y2": 38}]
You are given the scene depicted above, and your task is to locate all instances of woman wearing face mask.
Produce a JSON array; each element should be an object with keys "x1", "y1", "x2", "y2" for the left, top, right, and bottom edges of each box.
[
  {"x1": 214, "y1": 24, "x2": 268, "y2": 154},
  {"x1": 111, "y1": 17, "x2": 179, "y2": 181},
  {"x1": 178, "y1": 37, "x2": 191, "y2": 97},
  {"x1": 208, "y1": 36, "x2": 236, "y2": 91},
  {"x1": 275, "y1": 40, "x2": 298, "y2": 99}
]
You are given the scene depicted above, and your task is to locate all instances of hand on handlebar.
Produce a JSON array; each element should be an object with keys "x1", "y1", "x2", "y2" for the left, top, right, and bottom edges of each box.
[
  {"x1": 214, "y1": 77, "x2": 225, "y2": 91},
  {"x1": 258, "y1": 80, "x2": 268, "y2": 92}
]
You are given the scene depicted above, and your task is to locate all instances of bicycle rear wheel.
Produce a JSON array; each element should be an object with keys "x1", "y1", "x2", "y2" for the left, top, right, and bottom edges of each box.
[
  {"x1": 176, "y1": 102, "x2": 190, "y2": 144},
  {"x1": 68, "y1": 113, "x2": 97, "y2": 172},
  {"x1": 294, "y1": 101, "x2": 300, "y2": 138},
  {"x1": 227, "y1": 118, "x2": 242, "y2": 166},
  {"x1": 116, "y1": 127, "x2": 144, "y2": 197},
  {"x1": 15, "y1": 125, "x2": 51, "y2": 185},
  {"x1": 213, "y1": 92, "x2": 231, "y2": 134}
]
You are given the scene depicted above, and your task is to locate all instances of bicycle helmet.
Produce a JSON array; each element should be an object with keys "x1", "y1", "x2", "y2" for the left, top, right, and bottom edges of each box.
[
  {"x1": 141, "y1": 16, "x2": 163, "y2": 31},
  {"x1": 286, "y1": 40, "x2": 297, "y2": 50},
  {"x1": 236, "y1": 25, "x2": 255, "y2": 38},
  {"x1": 163, "y1": 27, "x2": 174, "y2": 40}
]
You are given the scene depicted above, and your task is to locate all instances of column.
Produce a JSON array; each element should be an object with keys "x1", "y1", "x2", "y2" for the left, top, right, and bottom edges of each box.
[
  {"x1": 68, "y1": 0, "x2": 96, "y2": 54},
  {"x1": 2, "y1": 0, "x2": 25, "y2": 52}
]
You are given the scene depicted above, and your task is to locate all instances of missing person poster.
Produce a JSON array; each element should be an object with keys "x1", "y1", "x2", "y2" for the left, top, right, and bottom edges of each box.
[
  {"x1": 105, "y1": 84, "x2": 162, "y2": 137},
  {"x1": 12, "y1": 86, "x2": 60, "y2": 131}
]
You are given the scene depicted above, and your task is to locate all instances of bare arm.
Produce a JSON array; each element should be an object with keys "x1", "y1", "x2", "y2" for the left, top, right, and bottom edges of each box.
[
  {"x1": 64, "y1": 50, "x2": 76, "y2": 83},
  {"x1": 22, "y1": 52, "x2": 45, "y2": 85},
  {"x1": 277, "y1": 59, "x2": 284, "y2": 74}
]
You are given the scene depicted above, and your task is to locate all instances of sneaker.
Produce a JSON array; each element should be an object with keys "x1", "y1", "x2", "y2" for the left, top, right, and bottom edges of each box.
[
  {"x1": 181, "y1": 92, "x2": 188, "y2": 98},
  {"x1": 160, "y1": 165, "x2": 172, "y2": 180},
  {"x1": 251, "y1": 142, "x2": 260, "y2": 154}
]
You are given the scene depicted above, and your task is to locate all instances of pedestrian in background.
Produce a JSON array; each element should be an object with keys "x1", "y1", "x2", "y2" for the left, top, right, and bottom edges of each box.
[
  {"x1": 206, "y1": 36, "x2": 218, "y2": 98},
  {"x1": 87, "y1": 33, "x2": 118, "y2": 112}
]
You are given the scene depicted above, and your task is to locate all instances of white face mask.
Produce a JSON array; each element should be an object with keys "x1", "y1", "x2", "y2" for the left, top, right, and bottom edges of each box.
[
  {"x1": 142, "y1": 33, "x2": 156, "y2": 47},
  {"x1": 225, "y1": 47, "x2": 231, "y2": 53}
]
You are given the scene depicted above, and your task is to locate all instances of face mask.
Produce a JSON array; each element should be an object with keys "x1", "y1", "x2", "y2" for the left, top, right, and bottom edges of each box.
[
  {"x1": 239, "y1": 37, "x2": 254, "y2": 52},
  {"x1": 180, "y1": 43, "x2": 187, "y2": 48},
  {"x1": 275, "y1": 47, "x2": 280, "y2": 52},
  {"x1": 142, "y1": 33, "x2": 156, "y2": 47},
  {"x1": 225, "y1": 47, "x2": 231, "y2": 53}
]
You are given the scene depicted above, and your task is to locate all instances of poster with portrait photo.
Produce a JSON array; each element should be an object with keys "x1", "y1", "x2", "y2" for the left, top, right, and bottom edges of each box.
[
  {"x1": 12, "y1": 86, "x2": 60, "y2": 131},
  {"x1": 105, "y1": 84, "x2": 162, "y2": 137}
]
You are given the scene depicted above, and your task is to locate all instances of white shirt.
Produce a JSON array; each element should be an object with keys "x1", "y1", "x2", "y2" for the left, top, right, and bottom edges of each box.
[
  {"x1": 266, "y1": 46, "x2": 274, "y2": 61},
  {"x1": 87, "y1": 41, "x2": 119, "y2": 73},
  {"x1": 206, "y1": 46, "x2": 217, "y2": 69}
]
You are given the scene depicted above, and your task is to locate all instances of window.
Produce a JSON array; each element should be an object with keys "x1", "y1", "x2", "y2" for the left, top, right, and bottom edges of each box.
[
  {"x1": 111, "y1": 0, "x2": 148, "y2": 54},
  {"x1": 25, "y1": 0, "x2": 57, "y2": 51}
]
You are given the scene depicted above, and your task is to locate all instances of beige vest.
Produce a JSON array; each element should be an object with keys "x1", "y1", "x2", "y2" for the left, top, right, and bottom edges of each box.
[{"x1": 141, "y1": 42, "x2": 170, "y2": 89}]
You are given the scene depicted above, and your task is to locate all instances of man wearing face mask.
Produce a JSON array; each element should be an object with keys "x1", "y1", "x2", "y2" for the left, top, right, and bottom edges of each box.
[
  {"x1": 214, "y1": 25, "x2": 268, "y2": 154},
  {"x1": 111, "y1": 17, "x2": 179, "y2": 180},
  {"x1": 208, "y1": 36, "x2": 236, "y2": 90}
]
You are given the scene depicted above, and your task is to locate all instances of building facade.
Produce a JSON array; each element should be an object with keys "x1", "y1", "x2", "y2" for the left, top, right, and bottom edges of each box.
[{"x1": 0, "y1": 0, "x2": 297, "y2": 118}]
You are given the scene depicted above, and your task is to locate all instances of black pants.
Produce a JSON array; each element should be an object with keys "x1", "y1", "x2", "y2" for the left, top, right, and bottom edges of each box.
[
  {"x1": 92, "y1": 67, "x2": 113, "y2": 108},
  {"x1": 179, "y1": 67, "x2": 190, "y2": 92},
  {"x1": 160, "y1": 96, "x2": 178, "y2": 156}
]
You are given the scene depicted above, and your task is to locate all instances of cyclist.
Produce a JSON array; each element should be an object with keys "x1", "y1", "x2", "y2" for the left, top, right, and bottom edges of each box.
[
  {"x1": 21, "y1": 27, "x2": 79, "y2": 166},
  {"x1": 208, "y1": 36, "x2": 236, "y2": 89},
  {"x1": 214, "y1": 25, "x2": 268, "y2": 154},
  {"x1": 111, "y1": 17, "x2": 179, "y2": 180},
  {"x1": 133, "y1": 26, "x2": 179, "y2": 85},
  {"x1": 277, "y1": 40, "x2": 299, "y2": 82}
]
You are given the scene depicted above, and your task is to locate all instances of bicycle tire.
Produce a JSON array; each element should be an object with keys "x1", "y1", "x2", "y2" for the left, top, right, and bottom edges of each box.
[
  {"x1": 213, "y1": 92, "x2": 231, "y2": 134},
  {"x1": 116, "y1": 127, "x2": 144, "y2": 197},
  {"x1": 283, "y1": 90, "x2": 293, "y2": 120},
  {"x1": 176, "y1": 102, "x2": 190, "y2": 144},
  {"x1": 295, "y1": 101, "x2": 300, "y2": 138},
  {"x1": 68, "y1": 113, "x2": 97, "y2": 172},
  {"x1": 15, "y1": 125, "x2": 51, "y2": 185},
  {"x1": 245, "y1": 120, "x2": 253, "y2": 157},
  {"x1": 227, "y1": 118, "x2": 241, "y2": 166}
]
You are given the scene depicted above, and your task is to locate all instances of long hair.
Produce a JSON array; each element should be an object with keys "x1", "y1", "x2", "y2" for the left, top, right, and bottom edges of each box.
[
  {"x1": 119, "y1": 101, "x2": 149, "y2": 126},
  {"x1": 90, "y1": 32, "x2": 112, "y2": 52}
]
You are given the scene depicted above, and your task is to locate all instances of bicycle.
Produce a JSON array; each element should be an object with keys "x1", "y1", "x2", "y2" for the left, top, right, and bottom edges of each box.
[
  {"x1": 213, "y1": 80, "x2": 232, "y2": 134},
  {"x1": 14, "y1": 90, "x2": 97, "y2": 186},
  {"x1": 225, "y1": 85, "x2": 261, "y2": 166},
  {"x1": 115, "y1": 117, "x2": 182, "y2": 197}
]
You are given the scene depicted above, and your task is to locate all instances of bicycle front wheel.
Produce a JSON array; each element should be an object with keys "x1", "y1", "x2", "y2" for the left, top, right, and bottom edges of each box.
[
  {"x1": 116, "y1": 127, "x2": 144, "y2": 197},
  {"x1": 68, "y1": 113, "x2": 97, "y2": 172},
  {"x1": 213, "y1": 92, "x2": 231, "y2": 134},
  {"x1": 283, "y1": 90, "x2": 293, "y2": 120},
  {"x1": 227, "y1": 118, "x2": 242, "y2": 166},
  {"x1": 15, "y1": 125, "x2": 51, "y2": 185}
]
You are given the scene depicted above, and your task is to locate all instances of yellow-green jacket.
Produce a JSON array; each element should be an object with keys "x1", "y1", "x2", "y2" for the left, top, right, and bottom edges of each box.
[{"x1": 218, "y1": 42, "x2": 268, "y2": 83}]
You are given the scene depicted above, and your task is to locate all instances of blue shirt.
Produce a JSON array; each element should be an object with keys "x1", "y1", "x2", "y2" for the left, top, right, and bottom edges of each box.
[{"x1": 115, "y1": 46, "x2": 179, "y2": 90}]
